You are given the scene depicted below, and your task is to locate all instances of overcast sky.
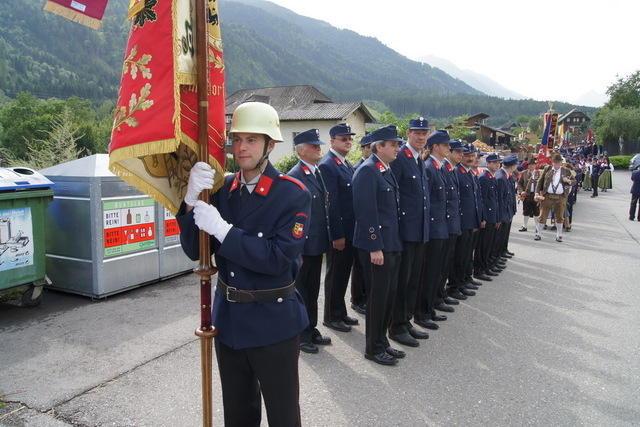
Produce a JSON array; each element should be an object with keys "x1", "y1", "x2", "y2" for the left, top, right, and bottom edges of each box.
[{"x1": 264, "y1": 0, "x2": 639, "y2": 107}]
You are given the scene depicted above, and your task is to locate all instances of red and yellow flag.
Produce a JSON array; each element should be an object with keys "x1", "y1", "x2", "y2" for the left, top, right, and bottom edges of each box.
[
  {"x1": 108, "y1": 0, "x2": 226, "y2": 214},
  {"x1": 43, "y1": 0, "x2": 109, "y2": 29}
]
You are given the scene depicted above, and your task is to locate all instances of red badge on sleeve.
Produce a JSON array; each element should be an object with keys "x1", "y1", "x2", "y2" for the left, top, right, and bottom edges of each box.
[{"x1": 292, "y1": 222, "x2": 305, "y2": 239}]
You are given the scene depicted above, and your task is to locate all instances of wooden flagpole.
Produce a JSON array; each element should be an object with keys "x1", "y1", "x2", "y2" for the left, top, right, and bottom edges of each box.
[{"x1": 193, "y1": 1, "x2": 217, "y2": 426}]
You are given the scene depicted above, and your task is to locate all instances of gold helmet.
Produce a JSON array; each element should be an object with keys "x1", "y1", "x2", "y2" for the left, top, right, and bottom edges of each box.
[{"x1": 229, "y1": 102, "x2": 283, "y2": 142}]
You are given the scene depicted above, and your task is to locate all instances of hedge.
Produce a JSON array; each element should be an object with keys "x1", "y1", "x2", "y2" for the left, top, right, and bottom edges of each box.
[{"x1": 609, "y1": 155, "x2": 633, "y2": 169}]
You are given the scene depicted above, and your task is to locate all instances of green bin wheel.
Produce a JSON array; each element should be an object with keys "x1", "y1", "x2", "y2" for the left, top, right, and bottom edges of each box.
[{"x1": 20, "y1": 285, "x2": 42, "y2": 307}]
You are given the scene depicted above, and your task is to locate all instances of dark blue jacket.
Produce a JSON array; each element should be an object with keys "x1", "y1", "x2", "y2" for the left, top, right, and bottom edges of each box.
[
  {"x1": 443, "y1": 159, "x2": 461, "y2": 235},
  {"x1": 425, "y1": 156, "x2": 449, "y2": 240},
  {"x1": 318, "y1": 150, "x2": 355, "y2": 241},
  {"x1": 352, "y1": 154, "x2": 403, "y2": 252},
  {"x1": 632, "y1": 170, "x2": 640, "y2": 196},
  {"x1": 456, "y1": 164, "x2": 482, "y2": 230},
  {"x1": 389, "y1": 144, "x2": 429, "y2": 243},
  {"x1": 508, "y1": 174, "x2": 517, "y2": 218},
  {"x1": 354, "y1": 157, "x2": 367, "y2": 170},
  {"x1": 176, "y1": 163, "x2": 311, "y2": 350},
  {"x1": 493, "y1": 168, "x2": 512, "y2": 223},
  {"x1": 288, "y1": 161, "x2": 330, "y2": 256},
  {"x1": 473, "y1": 169, "x2": 485, "y2": 222},
  {"x1": 479, "y1": 170, "x2": 499, "y2": 224}
]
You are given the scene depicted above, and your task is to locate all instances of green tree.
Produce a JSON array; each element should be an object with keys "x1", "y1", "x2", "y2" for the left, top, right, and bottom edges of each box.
[
  {"x1": 605, "y1": 71, "x2": 640, "y2": 109},
  {"x1": 5, "y1": 107, "x2": 86, "y2": 169},
  {"x1": 592, "y1": 106, "x2": 640, "y2": 144},
  {"x1": 528, "y1": 117, "x2": 543, "y2": 134}
]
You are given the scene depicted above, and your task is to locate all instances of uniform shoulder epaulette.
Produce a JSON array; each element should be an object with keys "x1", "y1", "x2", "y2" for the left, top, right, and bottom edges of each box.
[{"x1": 279, "y1": 174, "x2": 308, "y2": 191}]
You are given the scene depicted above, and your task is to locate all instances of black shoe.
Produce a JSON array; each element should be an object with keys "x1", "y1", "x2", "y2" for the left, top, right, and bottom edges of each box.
[
  {"x1": 465, "y1": 283, "x2": 479, "y2": 290},
  {"x1": 414, "y1": 318, "x2": 439, "y2": 330},
  {"x1": 469, "y1": 279, "x2": 482, "y2": 287},
  {"x1": 435, "y1": 302, "x2": 455, "y2": 313},
  {"x1": 550, "y1": 225, "x2": 557, "y2": 231},
  {"x1": 486, "y1": 270, "x2": 499, "y2": 277},
  {"x1": 475, "y1": 273, "x2": 492, "y2": 281},
  {"x1": 543, "y1": 224, "x2": 548, "y2": 229},
  {"x1": 443, "y1": 297, "x2": 460, "y2": 305},
  {"x1": 555, "y1": 236, "x2": 563, "y2": 242},
  {"x1": 460, "y1": 288, "x2": 476, "y2": 296},
  {"x1": 351, "y1": 303, "x2": 366, "y2": 314},
  {"x1": 498, "y1": 256, "x2": 509, "y2": 262},
  {"x1": 518, "y1": 226, "x2": 527, "y2": 232},
  {"x1": 447, "y1": 289, "x2": 467, "y2": 300},
  {"x1": 389, "y1": 332, "x2": 419, "y2": 347},
  {"x1": 311, "y1": 331, "x2": 332, "y2": 346},
  {"x1": 630, "y1": 217, "x2": 635, "y2": 221},
  {"x1": 323, "y1": 320, "x2": 351, "y2": 332},
  {"x1": 432, "y1": 313, "x2": 447, "y2": 321},
  {"x1": 495, "y1": 261, "x2": 507, "y2": 267},
  {"x1": 503, "y1": 252, "x2": 514, "y2": 258},
  {"x1": 365, "y1": 352, "x2": 398, "y2": 366},
  {"x1": 408, "y1": 326, "x2": 429, "y2": 340},
  {"x1": 343, "y1": 315, "x2": 359, "y2": 326},
  {"x1": 489, "y1": 268, "x2": 502, "y2": 274},
  {"x1": 534, "y1": 235, "x2": 541, "y2": 241},
  {"x1": 386, "y1": 346, "x2": 406, "y2": 359},
  {"x1": 300, "y1": 341, "x2": 319, "y2": 354}
]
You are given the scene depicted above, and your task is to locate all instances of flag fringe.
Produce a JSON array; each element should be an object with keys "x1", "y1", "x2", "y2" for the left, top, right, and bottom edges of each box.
[{"x1": 43, "y1": 1, "x2": 102, "y2": 29}]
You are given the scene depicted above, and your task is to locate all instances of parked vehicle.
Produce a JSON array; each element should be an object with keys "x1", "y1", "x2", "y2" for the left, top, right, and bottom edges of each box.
[{"x1": 629, "y1": 154, "x2": 640, "y2": 171}]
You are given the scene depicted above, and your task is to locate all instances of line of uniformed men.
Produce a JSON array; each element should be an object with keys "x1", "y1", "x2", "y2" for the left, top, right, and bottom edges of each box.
[{"x1": 290, "y1": 118, "x2": 518, "y2": 365}]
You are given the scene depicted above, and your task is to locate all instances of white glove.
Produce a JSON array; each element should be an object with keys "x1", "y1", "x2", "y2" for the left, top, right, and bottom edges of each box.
[
  {"x1": 185, "y1": 162, "x2": 215, "y2": 207},
  {"x1": 193, "y1": 200, "x2": 233, "y2": 242}
]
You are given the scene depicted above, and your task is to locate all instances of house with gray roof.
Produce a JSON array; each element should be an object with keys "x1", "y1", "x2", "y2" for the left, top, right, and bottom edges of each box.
[{"x1": 226, "y1": 85, "x2": 376, "y2": 162}]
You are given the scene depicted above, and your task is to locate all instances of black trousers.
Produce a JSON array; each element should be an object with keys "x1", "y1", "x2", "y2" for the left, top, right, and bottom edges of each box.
[
  {"x1": 450, "y1": 229, "x2": 473, "y2": 289},
  {"x1": 350, "y1": 251, "x2": 367, "y2": 306},
  {"x1": 475, "y1": 223, "x2": 496, "y2": 274},
  {"x1": 631, "y1": 195, "x2": 640, "y2": 219},
  {"x1": 502, "y1": 220, "x2": 512, "y2": 253},
  {"x1": 324, "y1": 241, "x2": 355, "y2": 322},
  {"x1": 592, "y1": 176, "x2": 599, "y2": 196},
  {"x1": 466, "y1": 230, "x2": 480, "y2": 282},
  {"x1": 295, "y1": 254, "x2": 323, "y2": 343},
  {"x1": 415, "y1": 238, "x2": 447, "y2": 320},
  {"x1": 215, "y1": 336, "x2": 301, "y2": 427},
  {"x1": 437, "y1": 234, "x2": 458, "y2": 301},
  {"x1": 358, "y1": 250, "x2": 401, "y2": 355},
  {"x1": 491, "y1": 222, "x2": 507, "y2": 261},
  {"x1": 390, "y1": 241, "x2": 424, "y2": 335}
]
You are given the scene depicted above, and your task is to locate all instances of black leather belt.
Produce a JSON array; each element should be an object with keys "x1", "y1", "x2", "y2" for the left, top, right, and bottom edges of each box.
[{"x1": 217, "y1": 278, "x2": 295, "y2": 303}]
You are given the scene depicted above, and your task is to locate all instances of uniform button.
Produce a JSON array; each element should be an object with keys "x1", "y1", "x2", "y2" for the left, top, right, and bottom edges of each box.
[
  {"x1": 347, "y1": 183, "x2": 351, "y2": 187},
  {"x1": 379, "y1": 225, "x2": 382, "y2": 229},
  {"x1": 447, "y1": 215, "x2": 450, "y2": 218},
  {"x1": 230, "y1": 272, "x2": 235, "y2": 277},
  {"x1": 402, "y1": 212, "x2": 406, "y2": 215},
  {"x1": 313, "y1": 195, "x2": 317, "y2": 198},
  {"x1": 424, "y1": 196, "x2": 427, "y2": 200},
  {"x1": 387, "y1": 188, "x2": 390, "y2": 191},
  {"x1": 431, "y1": 217, "x2": 434, "y2": 221},
  {"x1": 489, "y1": 208, "x2": 492, "y2": 211},
  {"x1": 259, "y1": 187, "x2": 265, "y2": 192},
  {"x1": 277, "y1": 297, "x2": 283, "y2": 303},
  {"x1": 412, "y1": 175, "x2": 416, "y2": 179},
  {"x1": 258, "y1": 232, "x2": 263, "y2": 237}
]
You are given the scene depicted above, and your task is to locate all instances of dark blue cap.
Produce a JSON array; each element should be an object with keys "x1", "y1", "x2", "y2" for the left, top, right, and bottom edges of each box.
[
  {"x1": 409, "y1": 116, "x2": 430, "y2": 130},
  {"x1": 427, "y1": 130, "x2": 453, "y2": 146},
  {"x1": 462, "y1": 144, "x2": 476, "y2": 154},
  {"x1": 293, "y1": 128, "x2": 325, "y2": 146},
  {"x1": 359, "y1": 134, "x2": 373, "y2": 147},
  {"x1": 449, "y1": 139, "x2": 465, "y2": 151},
  {"x1": 368, "y1": 125, "x2": 404, "y2": 143},
  {"x1": 330, "y1": 123, "x2": 355, "y2": 137},
  {"x1": 502, "y1": 154, "x2": 518, "y2": 166},
  {"x1": 486, "y1": 153, "x2": 501, "y2": 162}
]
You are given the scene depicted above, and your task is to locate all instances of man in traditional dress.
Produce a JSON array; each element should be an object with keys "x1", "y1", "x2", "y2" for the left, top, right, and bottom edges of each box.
[{"x1": 517, "y1": 159, "x2": 541, "y2": 232}]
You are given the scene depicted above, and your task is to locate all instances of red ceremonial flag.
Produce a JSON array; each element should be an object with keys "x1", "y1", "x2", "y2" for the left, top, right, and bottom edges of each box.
[
  {"x1": 109, "y1": 0, "x2": 226, "y2": 214},
  {"x1": 43, "y1": 0, "x2": 109, "y2": 29}
]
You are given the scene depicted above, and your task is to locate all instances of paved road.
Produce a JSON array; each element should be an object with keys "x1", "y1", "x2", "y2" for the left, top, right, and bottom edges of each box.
[{"x1": 2, "y1": 170, "x2": 639, "y2": 426}]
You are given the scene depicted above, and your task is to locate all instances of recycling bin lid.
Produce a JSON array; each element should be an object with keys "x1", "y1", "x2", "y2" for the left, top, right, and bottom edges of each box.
[{"x1": 0, "y1": 167, "x2": 54, "y2": 191}]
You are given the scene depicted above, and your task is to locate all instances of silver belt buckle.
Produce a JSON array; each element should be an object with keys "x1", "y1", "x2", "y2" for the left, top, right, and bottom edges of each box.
[{"x1": 226, "y1": 285, "x2": 238, "y2": 303}]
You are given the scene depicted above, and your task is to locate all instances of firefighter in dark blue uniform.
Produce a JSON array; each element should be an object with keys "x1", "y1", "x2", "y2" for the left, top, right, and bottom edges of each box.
[
  {"x1": 415, "y1": 130, "x2": 452, "y2": 331},
  {"x1": 354, "y1": 134, "x2": 373, "y2": 170},
  {"x1": 352, "y1": 125, "x2": 404, "y2": 366},
  {"x1": 318, "y1": 123, "x2": 361, "y2": 332},
  {"x1": 492, "y1": 155, "x2": 517, "y2": 269},
  {"x1": 439, "y1": 140, "x2": 466, "y2": 306},
  {"x1": 450, "y1": 143, "x2": 484, "y2": 297},
  {"x1": 388, "y1": 117, "x2": 431, "y2": 347},
  {"x1": 288, "y1": 129, "x2": 333, "y2": 354},
  {"x1": 475, "y1": 153, "x2": 501, "y2": 281},
  {"x1": 177, "y1": 102, "x2": 310, "y2": 427}
]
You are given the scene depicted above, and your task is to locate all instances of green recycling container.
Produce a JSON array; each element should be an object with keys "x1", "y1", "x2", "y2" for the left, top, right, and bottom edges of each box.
[{"x1": 0, "y1": 167, "x2": 54, "y2": 293}]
